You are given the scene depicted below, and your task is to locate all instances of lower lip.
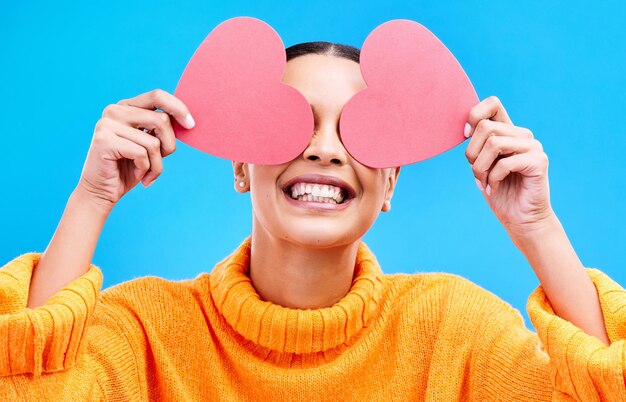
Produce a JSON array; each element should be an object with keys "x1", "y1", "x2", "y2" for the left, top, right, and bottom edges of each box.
[{"x1": 282, "y1": 190, "x2": 352, "y2": 211}]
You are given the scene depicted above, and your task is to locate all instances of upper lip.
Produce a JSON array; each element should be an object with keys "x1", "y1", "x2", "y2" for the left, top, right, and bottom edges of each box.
[{"x1": 282, "y1": 174, "x2": 357, "y2": 199}]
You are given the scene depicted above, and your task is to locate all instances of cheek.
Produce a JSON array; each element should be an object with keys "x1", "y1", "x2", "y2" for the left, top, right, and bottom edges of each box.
[
  {"x1": 249, "y1": 168, "x2": 283, "y2": 211},
  {"x1": 360, "y1": 169, "x2": 388, "y2": 199},
  {"x1": 249, "y1": 166, "x2": 281, "y2": 191},
  {"x1": 250, "y1": 182, "x2": 275, "y2": 209}
]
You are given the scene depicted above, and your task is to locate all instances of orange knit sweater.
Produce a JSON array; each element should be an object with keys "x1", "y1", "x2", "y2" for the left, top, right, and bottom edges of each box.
[{"x1": 1, "y1": 237, "x2": 625, "y2": 401}]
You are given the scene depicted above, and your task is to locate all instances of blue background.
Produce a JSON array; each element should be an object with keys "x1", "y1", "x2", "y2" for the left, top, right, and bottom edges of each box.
[{"x1": 2, "y1": 1, "x2": 624, "y2": 327}]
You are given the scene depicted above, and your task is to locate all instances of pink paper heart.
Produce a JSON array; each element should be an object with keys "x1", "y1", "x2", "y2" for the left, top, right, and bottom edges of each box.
[
  {"x1": 173, "y1": 18, "x2": 478, "y2": 168},
  {"x1": 173, "y1": 17, "x2": 314, "y2": 165},
  {"x1": 339, "y1": 20, "x2": 479, "y2": 168}
]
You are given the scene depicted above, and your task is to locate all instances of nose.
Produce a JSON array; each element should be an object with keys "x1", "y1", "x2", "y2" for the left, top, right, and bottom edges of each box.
[{"x1": 301, "y1": 121, "x2": 349, "y2": 166}]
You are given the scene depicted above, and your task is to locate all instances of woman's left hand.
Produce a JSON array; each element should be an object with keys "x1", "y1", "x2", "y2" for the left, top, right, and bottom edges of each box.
[{"x1": 464, "y1": 96, "x2": 556, "y2": 239}]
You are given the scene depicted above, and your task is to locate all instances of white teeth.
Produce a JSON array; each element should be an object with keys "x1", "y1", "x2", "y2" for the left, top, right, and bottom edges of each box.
[
  {"x1": 288, "y1": 182, "x2": 346, "y2": 203},
  {"x1": 296, "y1": 194, "x2": 338, "y2": 204}
]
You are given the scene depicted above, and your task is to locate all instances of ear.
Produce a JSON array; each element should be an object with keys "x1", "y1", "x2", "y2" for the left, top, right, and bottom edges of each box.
[
  {"x1": 381, "y1": 167, "x2": 401, "y2": 212},
  {"x1": 232, "y1": 161, "x2": 250, "y2": 193}
]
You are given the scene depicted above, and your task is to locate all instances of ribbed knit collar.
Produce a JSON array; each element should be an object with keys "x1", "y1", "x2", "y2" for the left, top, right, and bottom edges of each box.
[{"x1": 209, "y1": 237, "x2": 385, "y2": 354}]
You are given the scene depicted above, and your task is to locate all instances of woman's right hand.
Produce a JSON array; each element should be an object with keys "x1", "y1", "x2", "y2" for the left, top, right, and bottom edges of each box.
[{"x1": 77, "y1": 89, "x2": 195, "y2": 212}]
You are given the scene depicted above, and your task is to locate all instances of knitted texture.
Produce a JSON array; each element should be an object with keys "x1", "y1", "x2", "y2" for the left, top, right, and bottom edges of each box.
[{"x1": 1, "y1": 237, "x2": 625, "y2": 401}]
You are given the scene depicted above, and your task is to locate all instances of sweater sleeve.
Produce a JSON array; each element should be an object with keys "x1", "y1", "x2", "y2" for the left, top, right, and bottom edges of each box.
[
  {"x1": 0, "y1": 252, "x2": 146, "y2": 400},
  {"x1": 526, "y1": 267, "x2": 626, "y2": 401},
  {"x1": 470, "y1": 267, "x2": 626, "y2": 401}
]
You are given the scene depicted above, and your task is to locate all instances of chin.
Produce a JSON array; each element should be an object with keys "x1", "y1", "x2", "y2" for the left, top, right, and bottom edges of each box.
[
  {"x1": 250, "y1": 202, "x2": 374, "y2": 249},
  {"x1": 285, "y1": 232, "x2": 351, "y2": 249},
  {"x1": 280, "y1": 221, "x2": 366, "y2": 249}
]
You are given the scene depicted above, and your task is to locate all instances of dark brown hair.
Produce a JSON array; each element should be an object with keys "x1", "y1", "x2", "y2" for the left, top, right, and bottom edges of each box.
[{"x1": 285, "y1": 42, "x2": 360, "y2": 63}]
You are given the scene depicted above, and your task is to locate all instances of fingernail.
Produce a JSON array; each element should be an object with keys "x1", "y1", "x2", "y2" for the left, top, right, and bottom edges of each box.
[
  {"x1": 475, "y1": 178, "x2": 484, "y2": 191},
  {"x1": 464, "y1": 122, "x2": 472, "y2": 138},
  {"x1": 185, "y1": 113, "x2": 196, "y2": 129},
  {"x1": 485, "y1": 184, "x2": 492, "y2": 196}
]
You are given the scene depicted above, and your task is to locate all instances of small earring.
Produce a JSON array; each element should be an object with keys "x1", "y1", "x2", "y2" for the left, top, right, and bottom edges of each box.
[
  {"x1": 384, "y1": 200, "x2": 391, "y2": 210},
  {"x1": 239, "y1": 181, "x2": 246, "y2": 188}
]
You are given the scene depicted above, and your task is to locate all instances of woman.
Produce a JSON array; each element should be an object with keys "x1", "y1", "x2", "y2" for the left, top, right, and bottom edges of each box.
[{"x1": 1, "y1": 42, "x2": 624, "y2": 401}]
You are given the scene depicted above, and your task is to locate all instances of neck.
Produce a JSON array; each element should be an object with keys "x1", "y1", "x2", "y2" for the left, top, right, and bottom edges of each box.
[{"x1": 249, "y1": 220, "x2": 360, "y2": 310}]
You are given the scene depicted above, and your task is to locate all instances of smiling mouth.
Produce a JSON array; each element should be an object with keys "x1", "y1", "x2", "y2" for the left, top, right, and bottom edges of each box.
[
  {"x1": 283, "y1": 182, "x2": 351, "y2": 204},
  {"x1": 283, "y1": 174, "x2": 356, "y2": 207}
]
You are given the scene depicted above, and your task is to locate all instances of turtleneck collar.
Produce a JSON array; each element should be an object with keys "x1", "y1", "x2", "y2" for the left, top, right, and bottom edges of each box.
[{"x1": 209, "y1": 237, "x2": 385, "y2": 354}]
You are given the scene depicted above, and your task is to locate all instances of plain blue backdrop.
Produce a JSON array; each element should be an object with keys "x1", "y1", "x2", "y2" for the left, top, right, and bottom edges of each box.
[{"x1": 2, "y1": 1, "x2": 624, "y2": 327}]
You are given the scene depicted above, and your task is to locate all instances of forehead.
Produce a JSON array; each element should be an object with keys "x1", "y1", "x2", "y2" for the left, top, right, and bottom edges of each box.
[{"x1": 282, "y1": 54, "x2": 366, "y2": 108}]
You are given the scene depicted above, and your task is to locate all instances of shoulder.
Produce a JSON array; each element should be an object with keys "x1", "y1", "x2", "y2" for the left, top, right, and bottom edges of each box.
[
  {"x1": 383, "y1": 271, "x2": 523, "y2": 323},
  {"x1": 384, "y1": 270, "x2": 489, "y2": 300},
  {"x1": 96, "y1": 273, "x2": 212, "y2": 323}
]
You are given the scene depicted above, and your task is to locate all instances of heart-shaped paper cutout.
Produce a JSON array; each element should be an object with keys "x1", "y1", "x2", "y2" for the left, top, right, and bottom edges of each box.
[
  {"x1": 339, "y1": 20, "x2": 479, "y2": 168},
  {"x1": 173, "y1": 17, "x2": 314, "y2": 164},
  {"x1": 174, "y1": 18, "x2": 478, "y2": 168}
]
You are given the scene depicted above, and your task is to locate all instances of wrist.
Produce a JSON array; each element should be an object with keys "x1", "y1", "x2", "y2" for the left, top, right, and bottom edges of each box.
[
  {"x1": 504, "y1": 212, "x2": 563, "y2": 243},
  {"x1": 70, "y1": 186, "x2": 115, "y2": 217},
  {"x1": 505, "y1": 213, "x2": 563, "y2": 254}
]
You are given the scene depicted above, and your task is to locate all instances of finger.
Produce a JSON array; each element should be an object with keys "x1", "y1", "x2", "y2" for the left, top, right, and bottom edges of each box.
[
  {"x1": 465, "y1": 120, "x2": 533, "y2": 164},
  {"x1": 471, "y1": 136, "x2": 541, "y2": 189},
  {"x1": 101, "y1": 134, "x2": 151, "y2": 181},
  {"x1": 117, "y1": 88, "x2": 195, "y2": 130},
  {"x1": 106, "y1": 118, "x2": 164, "y2": 186},
  {"x1": 102, "y1": 104, "x2": 177, "y2": 157},
  {"x1": 486, "y1": 151, "x2": 549, "y2": 196},
  {"x1": 466, "y1": 96, "x2": 512, "y2": 137}
]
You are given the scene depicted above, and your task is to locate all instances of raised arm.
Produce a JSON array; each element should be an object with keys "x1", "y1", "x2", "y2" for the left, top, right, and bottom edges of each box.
[
  {"x1": 464, "y1": 96, "x2": 609, "y2": 345},
  {"x1": 27, "y1": 187, "x2": 110, "y2": 307},
  {"x1": 27, "y1": 89, "x2": 195, "y2": 308},
  {"x1": 2, "y1": 89, "x2": 194, "y2": 399},
  {"x1": 508, "y1": 213, "x2": 610, "y2": 345}
]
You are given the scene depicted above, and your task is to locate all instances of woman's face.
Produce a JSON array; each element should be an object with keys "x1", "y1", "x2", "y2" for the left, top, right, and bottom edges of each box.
[{"x1": 233, "y1": 53, "x2": 400, "y2": 248}]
